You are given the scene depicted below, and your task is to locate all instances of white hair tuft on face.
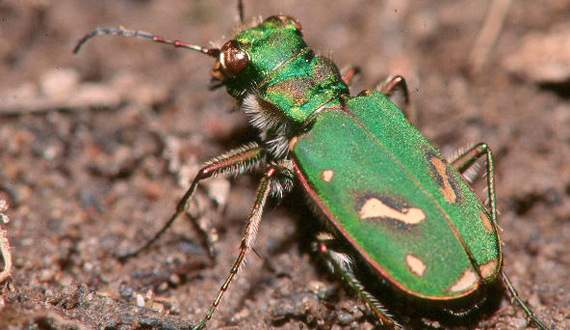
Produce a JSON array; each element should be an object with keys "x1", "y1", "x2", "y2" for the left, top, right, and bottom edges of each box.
[{"x1": 242, "y1": 93, "x2": 293, "y2": 159}]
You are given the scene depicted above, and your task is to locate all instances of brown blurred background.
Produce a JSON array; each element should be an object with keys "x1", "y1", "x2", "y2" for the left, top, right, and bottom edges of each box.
[{"x1": 0, "y1": 0, "x2": 569, "y2": 329}]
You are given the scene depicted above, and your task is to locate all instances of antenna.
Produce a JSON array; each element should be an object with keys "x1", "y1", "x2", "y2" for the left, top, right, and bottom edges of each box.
[{"x1": 73, "y1": 27, "x2": 220, "y2": 58}]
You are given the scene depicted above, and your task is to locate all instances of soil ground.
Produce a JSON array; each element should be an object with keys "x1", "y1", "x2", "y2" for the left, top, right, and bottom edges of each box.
[{"x1": 0, "y1": 1, "x2": 569, "y2": 329}]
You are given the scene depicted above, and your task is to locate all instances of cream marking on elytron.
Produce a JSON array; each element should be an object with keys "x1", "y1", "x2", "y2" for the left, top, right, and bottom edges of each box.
[
  {"x1": 449, "y1": 268, "x2": 478, "y2": 293},
  {"x1": 288, "y1": 136, "x2": 298, "y2": 152},
  {"x1": 405, "y1": 254, "x2": 427, "y2": 277},
  {"x1": 429, "y1": 157, "x2": 457, "y2": 204},
  {"x1": 478, "y1": 259, "x2": 499, "y2": 279},
  {"x1": 320, "y1": 169, "x2": 334, "y2": 183},
  {"x1": 359, "y1": 198, "x2": 426, "y2": 224},
  {"x1": 479, "y1": 209, "x2": 494, "y2": 233}
]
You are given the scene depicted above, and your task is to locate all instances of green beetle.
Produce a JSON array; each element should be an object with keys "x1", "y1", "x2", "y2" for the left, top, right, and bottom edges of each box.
[{"x1": 74, "y1": 4, "x2": 550, "y2": 330}]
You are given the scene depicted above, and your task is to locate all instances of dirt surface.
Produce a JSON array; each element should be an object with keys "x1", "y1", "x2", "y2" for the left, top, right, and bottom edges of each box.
[{"x1": 1, "y1": 0, "x2": 569, "y2": 329}]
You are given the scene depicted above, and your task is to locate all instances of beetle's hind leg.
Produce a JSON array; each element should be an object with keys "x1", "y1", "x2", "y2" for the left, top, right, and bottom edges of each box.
[
  {"x1": 315, "y1": 232, "x2": 404, "y2": 330},
  {"x1": 502, "y1": 272, "x2": 550, "y2": 330},
  {"x1": 117, "y1": 142, "x2": 266, "y2": 260},
  {"x1": 450, "y1": 144, "x2": 550, "y2": 329}
]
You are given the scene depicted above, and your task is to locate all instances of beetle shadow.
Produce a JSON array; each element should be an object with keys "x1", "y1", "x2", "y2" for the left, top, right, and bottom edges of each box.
[{"x1": 352, "y1": 261, "x2": 504, "y2": 329}]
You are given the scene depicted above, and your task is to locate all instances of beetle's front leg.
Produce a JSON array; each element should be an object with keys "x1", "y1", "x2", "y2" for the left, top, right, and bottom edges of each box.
[
  {"x1": 118, "y1": 142, "x2": 266, "y2": 260},
  {"x1": 192, "y1": 166, "x2": 277, "y2": 330}
]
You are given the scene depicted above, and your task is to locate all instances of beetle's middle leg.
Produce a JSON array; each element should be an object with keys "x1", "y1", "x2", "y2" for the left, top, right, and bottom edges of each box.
[
  {"x1": 449, "y1": 143, "x2": 550, "y2": 330},
  {"x1": 377, "y1": 75, "x2": 415, "y2": 125},
  {"x1": 449, "y1": 143, "x2": 496, "y2": 222}
]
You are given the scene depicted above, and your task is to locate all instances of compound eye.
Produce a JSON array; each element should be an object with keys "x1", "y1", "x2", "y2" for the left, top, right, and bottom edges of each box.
[{"x1": 220, "y1": 40, "x2": 249, "y2": 77}]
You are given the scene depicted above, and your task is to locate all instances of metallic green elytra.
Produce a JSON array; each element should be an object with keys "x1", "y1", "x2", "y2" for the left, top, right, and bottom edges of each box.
[
  {"x1": 74, "y1": 5, "x2": 550, "y2": 330},
  {"x1": 291, "y1": 91, "x2": 501, "y2": 299}
]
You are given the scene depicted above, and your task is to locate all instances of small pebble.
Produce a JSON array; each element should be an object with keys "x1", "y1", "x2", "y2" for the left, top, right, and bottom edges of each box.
[{"x1": 136, "y1": 294, "x2": 145, "y2": 308}]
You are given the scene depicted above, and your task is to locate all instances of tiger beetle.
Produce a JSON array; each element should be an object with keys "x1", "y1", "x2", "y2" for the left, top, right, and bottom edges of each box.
[{"x1": 74, "y1": 1, "x2": 550, "y2": 329}]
